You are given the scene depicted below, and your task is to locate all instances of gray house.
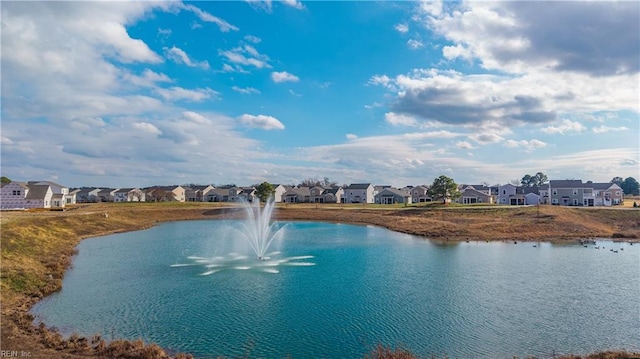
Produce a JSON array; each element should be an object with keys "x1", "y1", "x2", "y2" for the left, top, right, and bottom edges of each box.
[
  {"x1": 344, "y1": 183, "x2": 375, "y2": 204},
  {"x1": 374, "y1": 188, "x2": 412, "y2": 204},
  {"x1": 549, "y1": 180, "x2": 585, "y2": 206}
]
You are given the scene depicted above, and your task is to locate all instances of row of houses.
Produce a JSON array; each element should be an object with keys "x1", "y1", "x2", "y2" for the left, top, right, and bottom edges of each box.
[{"x1": 0, "y1": 179, "x2": 624, "y2": 210}]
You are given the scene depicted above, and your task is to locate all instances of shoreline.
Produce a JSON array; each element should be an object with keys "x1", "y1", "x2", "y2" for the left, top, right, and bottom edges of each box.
[{"x1": 1, "y1": 203, "x2": 638, "y2": 358}]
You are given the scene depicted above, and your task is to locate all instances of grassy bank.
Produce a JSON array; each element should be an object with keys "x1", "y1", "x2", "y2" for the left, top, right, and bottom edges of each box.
[{"x1": 1, "y1": 202, "x2": 638, "y2": 358}]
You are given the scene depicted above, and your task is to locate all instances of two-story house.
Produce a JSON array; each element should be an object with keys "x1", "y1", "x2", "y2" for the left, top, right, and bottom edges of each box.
[
  {"x1": 549, "y1": 180, "x2": 585, "y2": 206},
  {"x1": 343, "y1": 183, "x2": 375, "y2": 204},
  {"x1": 497, "y1": 184, "x2": 517, "y2": 205}
]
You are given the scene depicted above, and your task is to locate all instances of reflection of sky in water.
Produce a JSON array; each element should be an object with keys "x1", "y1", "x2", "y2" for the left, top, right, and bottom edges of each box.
[{"x1": 31, "y1": 220, "x2": 640, "y2": 359}]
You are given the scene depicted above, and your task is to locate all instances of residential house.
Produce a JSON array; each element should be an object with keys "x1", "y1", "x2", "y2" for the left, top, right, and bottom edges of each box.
[
  {"x1": 0, "y1": 182, "x2": 30, "y2": 209},
  {"x1": 24, "y1": 184, "x2": 54, "y2": 209},
  {"x1": 456, "y1": 187, "x2": 493, "y2": 204},
  {"x1": 1, "y1": 181, "x2": 75, "y2": 209},
  {"x1": 374, "y1": 188, "x2": 412, "y2": 204},
  {"x1": 239, "y1": 187, "x2": 258, "y2": 202},
  {"x1": 410, "y1": 185, "x2": 431, "y2": 203},
  {"x1": 145, "y1": 186, "x2": 185, "y2": 202},
  {"x1": 344, "y1": 183, "x2": 375, "y2": 204},
  {"x1": 497, "y1": 184, "x2": 517, "y2": 205},
  {"x1": 283, "y1": 187, "x2": 311, "y2": 203},
  {"x1": 207, "y1": 187, "x2": 231, "y2": 202},
  {"x1": 590, "y1": 182, "x2": 623, "y2": 206},
  {"x1": 322, "y1": 187, "x2": 344, "y2": 204},
  {"x1": 97, "y1": 188, "x2": 117, "y2": 202},
  {"x1": 309, "y1": 186, "x2": 325, "y2": 203},
  {"x1": 113, "y1": 188, "x2": 145, "y2": 202},
  {"x1": 308, "y1": 186, "x2": 344, "y2": 203},
  {"x1": 185, "y1": 185, "x2": 215, "y2": 202},
  {"x1": 549, "y1": 180, "x2": 585, "y2": 206},
  {"x1": 75, "y1": 187, "x2": 101, "y2": 203},
  {"x1": 271, "y1": 184, "x2": 287, "y2": 203},
  {"x1": 29, "y1": 180, "x2": 74, "y2": 206},
  {"x1": 523, "y1": 187, "x2": 541, "y2": 205}
]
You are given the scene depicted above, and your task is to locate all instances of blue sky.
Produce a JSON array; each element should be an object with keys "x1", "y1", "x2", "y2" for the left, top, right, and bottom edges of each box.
[{"x1": 2, "y1": 1, "x2": 638, "y2": 188}]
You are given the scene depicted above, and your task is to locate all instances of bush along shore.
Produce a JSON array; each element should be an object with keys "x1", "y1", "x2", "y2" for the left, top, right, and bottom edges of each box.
[{"x1": 1, "y1": 202, "x2": 639, "y2": 358}]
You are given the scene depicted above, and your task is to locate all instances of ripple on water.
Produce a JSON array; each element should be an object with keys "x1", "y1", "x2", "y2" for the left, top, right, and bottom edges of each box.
[{"x1": 30, "y1": 222, "x2": 640, "y2": 358}]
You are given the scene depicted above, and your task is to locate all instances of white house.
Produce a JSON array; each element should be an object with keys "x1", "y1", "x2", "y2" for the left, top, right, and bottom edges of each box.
[
  {"x1": 29, "y1": 181, "x2": 74, "y2": 206},
  {"x1": 113, "y1": 188, "x2": 146, "y2": 202},
  {"x1": 271, "y1": 184, "x2": 287, "y2": 203},
  {"x1": 344, "y1": 183, "x2": 375, "y2": 204}
]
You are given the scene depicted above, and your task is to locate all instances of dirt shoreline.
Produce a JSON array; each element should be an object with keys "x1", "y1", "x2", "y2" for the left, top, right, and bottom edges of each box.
[{"x1": 1, "y1": 203, "x2": 639, "y2": 358}]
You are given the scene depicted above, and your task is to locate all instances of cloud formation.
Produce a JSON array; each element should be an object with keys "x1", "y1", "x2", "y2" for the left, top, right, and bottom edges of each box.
[
  {"x1": 271, "y1": 71, "x2": 299, "y2": 83},
  {"x1": 237, "y1": 114, "x2": 286, "y2": 130},
  {"x1": 164, "y1": 46, "x2": 210, "y2": 69},
  {"x1": 426, "y1": 1, "x2": 639, "y2": 76}
]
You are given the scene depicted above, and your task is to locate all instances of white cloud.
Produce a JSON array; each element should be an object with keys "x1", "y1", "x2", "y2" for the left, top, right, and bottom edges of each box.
[
  {"x1": 182, "y1": 111, "x2": 211, "y2": 125},
  {"x1": 244, "y1": 35, "x2": 261, "y2": 43},
  {"x1": 503, "y1": 139, "x2": 547, "y2": 151},
  {"x1": 289, "y1": 89, "x2": 302, "y2": 97},
  {"x1": 132, "y1": 122, "x2": 162, "y2": 136},
  {"x1": 542, "y1": 119, "x2": 586, "y2": 135},
  {"x1": 455, "y1": 141, "x2": 475, "y2": 150},
  {"x1": 232, "y1": 86, "x2": 261, "y2": 95},
  {"x1": 395, "y1": 23, "x2": 409, "y2": 33},
  {"x1": 164, "y1": 46, "x2": 210, "y2": 69},
  {"x1": 385, "y1": 112, "x2": 418, "y2": 127},
  {"x1": 282, "y1": 0, "x2": 305, "y2": 10},
  {"x1": 407, "y1": 39, "x2": 424, "y2": 50},
  {"x1": 237, "y1": 114, "x2": 285, "y2": 130},
  {"x1": 220, "y1": 46, "x2": 271, "y2": 69},
  {"x1": 346, "y1": 133, "x2": 358, "y2": 140},
  {"x1": 271, "y1": 71, "x2": 299, "y2": 83},
  {"x1": 368, "y1": 74, "x2": 393, "y2": 88},
  {"x1": 155, "y1": 87, "x2": 218, "y2": 102},
  {"x1": 245, "y1": 0, "x2": 273, "y2": 13},
  {"x1": 592, "y1": 125, "x2": 629, "y2": 134},
  {"x1": 419, "y1": 0, "x2": 442, "y2": 17},
  {"x1": 424, "y1": 2, "x2": 639, "y2": 76},
  {"x1": 181, "y1": 4, "x2": 239, "y2": 32}
]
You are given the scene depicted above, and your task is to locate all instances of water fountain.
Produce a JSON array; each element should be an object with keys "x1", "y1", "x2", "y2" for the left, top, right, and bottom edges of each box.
[
  {"x1": 172, "y1": 198, "x2": 314, "y2": 274},
  {"x1": 238, "y1": 198, "x2": 285, "y2": 260}
]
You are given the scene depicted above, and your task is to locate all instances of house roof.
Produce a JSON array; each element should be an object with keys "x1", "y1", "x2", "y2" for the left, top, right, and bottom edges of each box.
[
  {"x1": 376, "y1": 188, "x2": 410, "y2": 197},
  {"x1": 28, "y1": 180, "x2": 66, "y2": 188},
  {"x1": 284, "y1": 187, "x2": 311, "y2": 196},
  {"x1": 550, "y1": 180, "x2": 583, "y2": 188},
  {"x1": 345, "y1": 183, "x2": 372, "y2": 189},
  {"x1": 114, "y1": 188, "x2": 134, "y2": 193},
  {"x1": 590, "y1": 182, "x2": 618, "y2": 190},
  {"x1": 25, "y1": 185, "x2": 51, "y2": 200},
  {"x1": 189, "y1": 185, "x2": 213, "y2": 191},
  {"x1": 323, "y1": 187, "x2": 343, "y2": 195},
  {"x1": 460, "y1": 188, "x2": 491, "y2": 198},
  {"x1": 463, "y1": 184, "x2": 491, "y2": 191}
]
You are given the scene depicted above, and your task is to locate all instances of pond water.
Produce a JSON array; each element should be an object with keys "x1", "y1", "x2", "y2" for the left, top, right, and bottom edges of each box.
[{"x1": 32, "y1": 220, "x2": 640, "y2": 358}]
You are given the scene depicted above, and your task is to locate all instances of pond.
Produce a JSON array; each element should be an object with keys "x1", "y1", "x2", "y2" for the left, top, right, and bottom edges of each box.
[{"x1": 32, "y1": 220, "x2": 640, "y2": 358}]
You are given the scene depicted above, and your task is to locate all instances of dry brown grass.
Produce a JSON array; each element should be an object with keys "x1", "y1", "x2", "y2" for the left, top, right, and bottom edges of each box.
[{"x1": 1, "y1": 202, "x2": 638, "y2": 358}]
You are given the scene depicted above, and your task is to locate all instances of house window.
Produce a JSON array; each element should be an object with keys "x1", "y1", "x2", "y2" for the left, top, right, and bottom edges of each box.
[
  {"x1": 573, "y1": 199, "x2": 578, "y2": 205},
  {"x1": 502, "y1": 190, "x2": 506, "y2": 195},
  {"x1": 552, "y1": 190, "x2": 557, "y2": 195},
  {"x1": 616, "y1": 191, "x2": 621, "y2": 196},
  {"x1": 12, "y1": 190, "x2": 21, "y2": 195},
  {"x1": 573, "y1": 189, "x2": 578, "y2": 195},
  {"x1": 552, "y1": 198, "x2": 558, "y2": 204}
]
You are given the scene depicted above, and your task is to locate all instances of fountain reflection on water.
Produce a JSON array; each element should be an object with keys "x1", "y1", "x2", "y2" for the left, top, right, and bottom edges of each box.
[{"x1": 171, "y1": 199, "x2": 315, "y2": 274}]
